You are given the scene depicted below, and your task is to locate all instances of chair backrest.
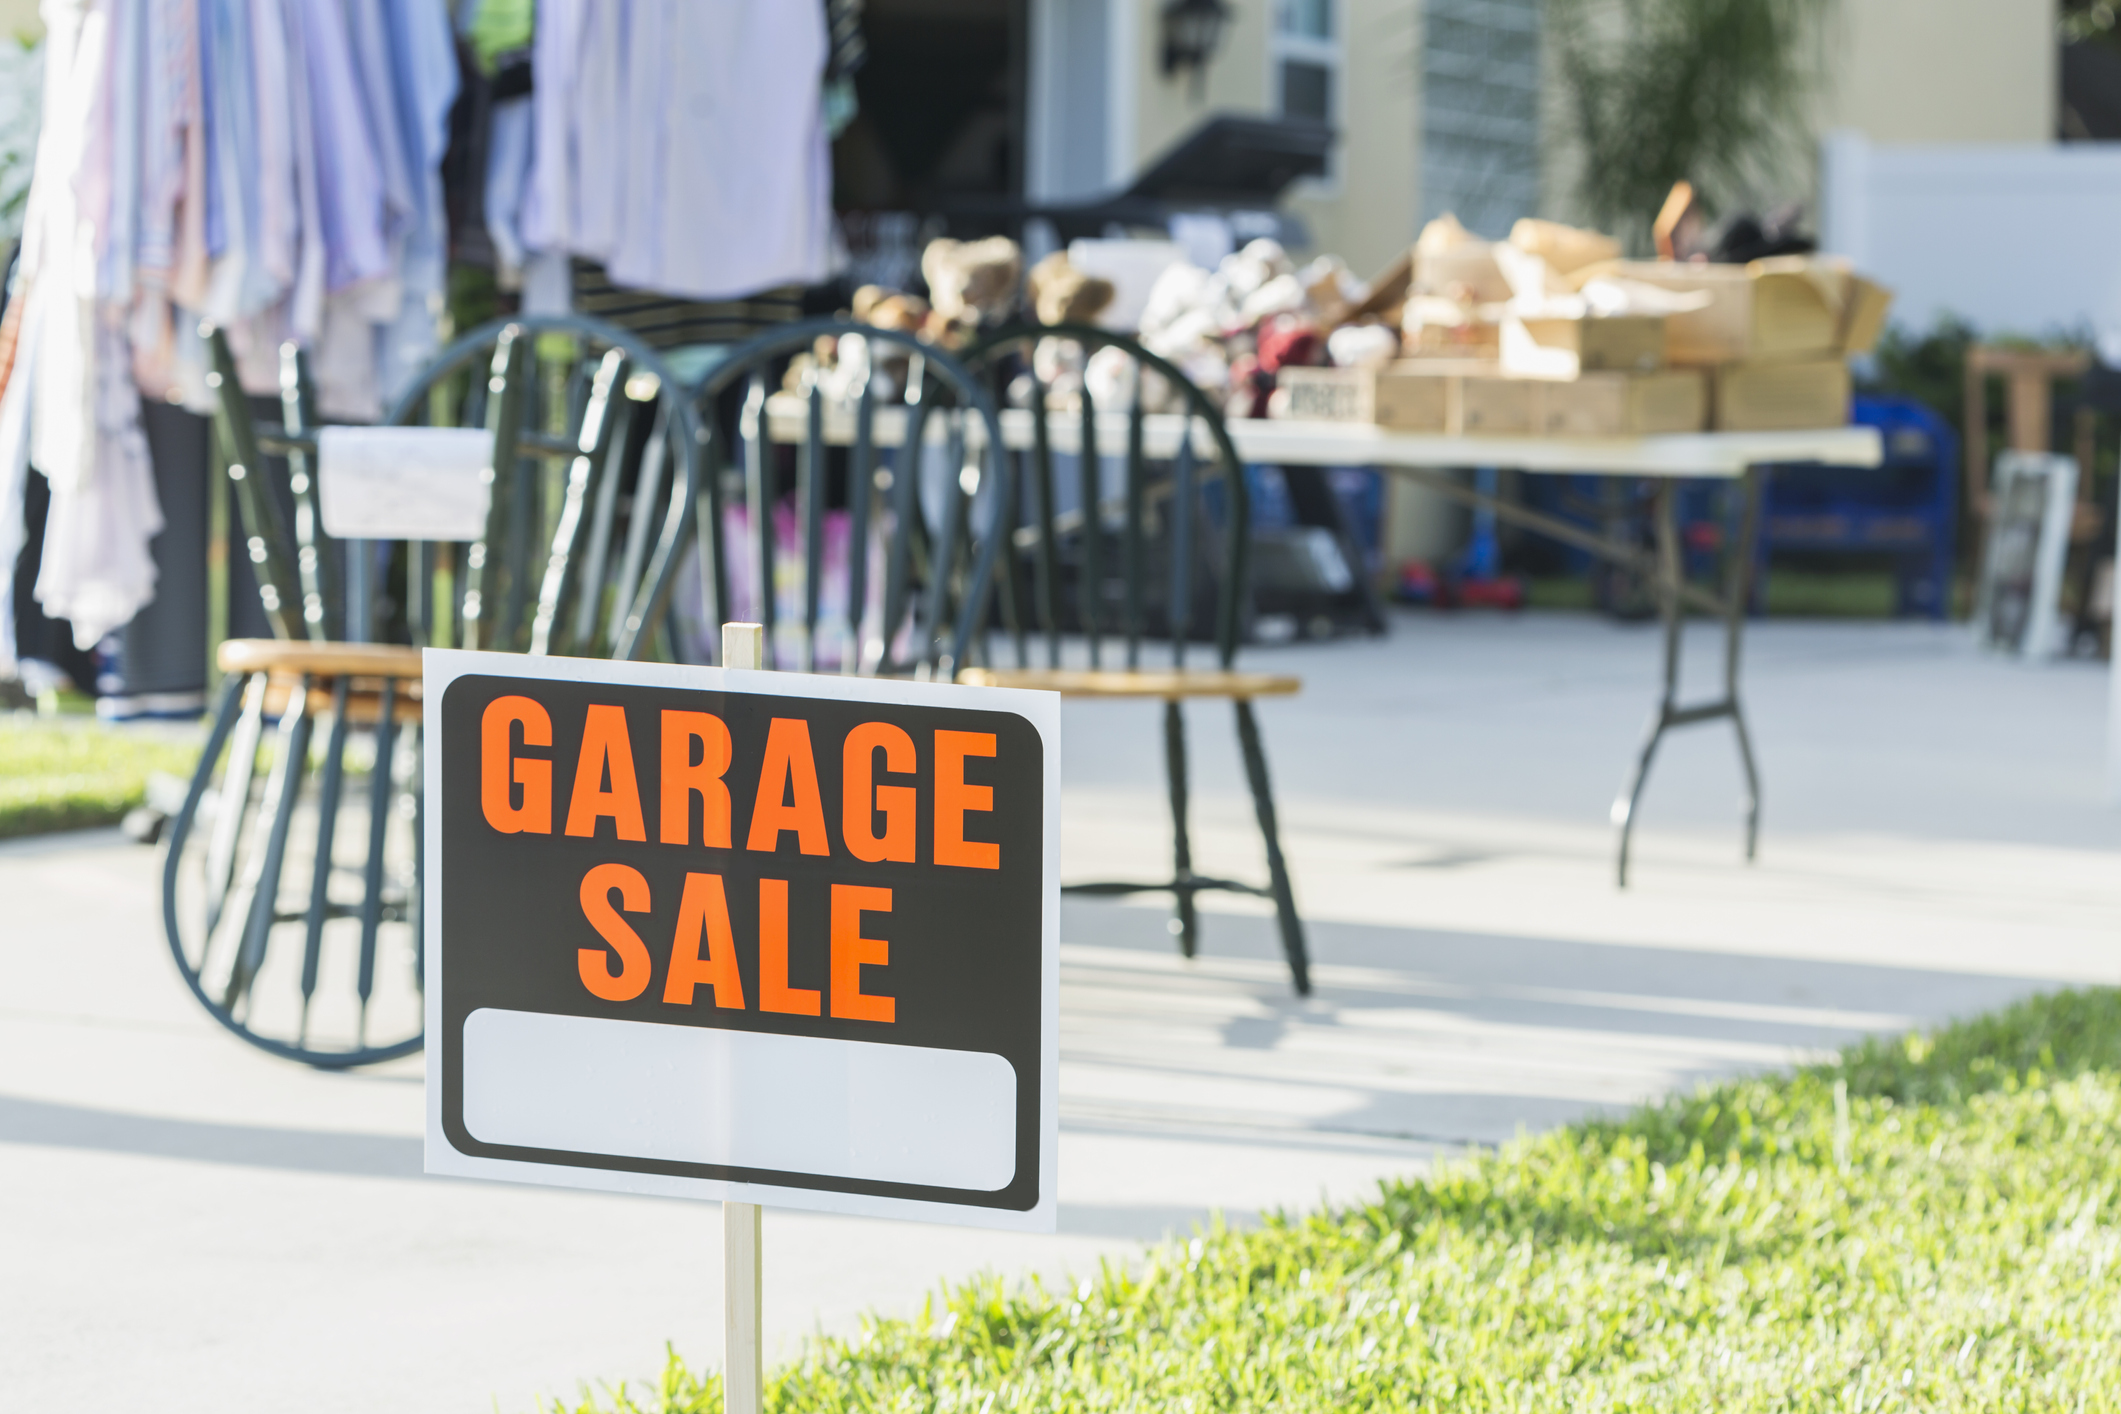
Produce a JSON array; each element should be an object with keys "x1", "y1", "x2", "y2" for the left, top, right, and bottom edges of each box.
[
  {"x1": 684, "y1": 319, "x2": 1012, "y2": 680},
  {"x1": 957, "y1": 323, "x2": 1253, "y2": 673},
  {"x1": 387, "y1": 315, "x2": 704, "y2": 661},
  {"x1": 202, "y1": 314, "x2": 702, "y2": 662}
]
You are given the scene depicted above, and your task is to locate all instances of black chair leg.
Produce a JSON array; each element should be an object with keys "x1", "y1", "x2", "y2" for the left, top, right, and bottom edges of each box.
[
  {"x1": 1163, "y1": 699, "x2": 1198, "y2": 957},
  {"x1": 1234, "y1": 698, "x2": 1310, "y2": 996}
]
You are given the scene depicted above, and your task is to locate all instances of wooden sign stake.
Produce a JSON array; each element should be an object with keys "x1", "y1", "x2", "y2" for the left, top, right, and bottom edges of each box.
[{"x1": 720, "y1": 619, "x2": 766, "y2": 1414}]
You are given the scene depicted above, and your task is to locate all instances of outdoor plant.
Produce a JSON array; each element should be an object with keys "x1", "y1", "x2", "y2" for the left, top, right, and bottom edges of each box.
[
  {"x1": 0, "y1": 34, "x2": 39, "y2": 244},
  {"x1": 550, "y1": 987, "x2": 2121, "y2": 1412},
  {"x1": 1546, "y1": 0, "x2": 1833, "y2": 248}
]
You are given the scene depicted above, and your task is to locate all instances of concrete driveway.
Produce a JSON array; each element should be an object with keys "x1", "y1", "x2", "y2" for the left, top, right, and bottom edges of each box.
[{"x1": 4, "y1": 613, "x2": 2115, "y2": 1412}]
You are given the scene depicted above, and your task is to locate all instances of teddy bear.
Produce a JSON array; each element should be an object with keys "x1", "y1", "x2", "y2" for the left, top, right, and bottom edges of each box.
[{"x1": 919, "y1": 236, "x2": 1023, "y2": 346}]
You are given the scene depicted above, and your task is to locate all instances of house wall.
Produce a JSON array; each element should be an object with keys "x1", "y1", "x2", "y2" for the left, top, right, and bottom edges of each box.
[
  {"x1": 0, "y1": 0, "x2": 37, "y2": 42},
  {"x1": 1120, "y1": 0, "x2": 1422, "y2": 278},
  {"x1": 1820, "y1": 134, "x2": 2121, "y2": 341},
  {"x1": 1816, "y1": 0, "x2": 2056, "y2": 146}
]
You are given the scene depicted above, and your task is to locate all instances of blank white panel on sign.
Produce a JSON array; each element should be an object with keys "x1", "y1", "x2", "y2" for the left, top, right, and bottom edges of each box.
[
  {"x1": 461, "y1": 1008, "x2": 1018, "y2": 1191},
  {"x1": 318, "y1": 426, "x2": 492, "y2": 541}
]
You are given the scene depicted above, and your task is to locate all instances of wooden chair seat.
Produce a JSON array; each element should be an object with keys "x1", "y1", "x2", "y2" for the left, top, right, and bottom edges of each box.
[
  {"x1": 217, "y1": 639, "x2": 426, "y2": 680},
  {"x1": 217, "y1": 640, "x2": 425, "y2": 725},
  {"x1": 257, "y1": 675, "x2": 424, "y2": 726},
  {"x1": 957, "y1": 667, "x2": 1302, "y2": 701}
]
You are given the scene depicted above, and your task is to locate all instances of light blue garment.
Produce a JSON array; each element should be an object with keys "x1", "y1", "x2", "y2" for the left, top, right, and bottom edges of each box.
[
  {"x1": 134, "y1": 0, "x2": 195, "y2": 279},
  {"x1": 199, "y1": 0, "x2": 258, "y2": 288},
  {"x1": 341, "y1": 0, "x2": 415, "y2": 246},
  {"x1": 287, "y1": 0, "x2": 389, "y2": 293},
  {"x1": 384, "y1": 0, "x2": 458, "y2": 235},
  {"x1": 374, "y1": 0, "x2": 460, "y2": 403},
  {"x1": 95, "y1": 0, "x2": 144, "y2": 302},
  {"x1": 482, "y1": 93, "x2": 532, "y2": 276}
]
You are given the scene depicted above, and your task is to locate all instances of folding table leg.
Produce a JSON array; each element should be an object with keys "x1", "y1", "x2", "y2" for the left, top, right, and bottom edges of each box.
[
  {"x1": 1162, "y1": 700, "x2": 1197, "y2": 958},
  {"x1": 1725, "y1": 467, "x2": 1765, "y2": 861},
  {"x1": 1613, "y1": 482, "x2": 1682, "y2": 888},
  {"x1": 1235, "y1": 699, "x2": 1310, "y2": 996}
]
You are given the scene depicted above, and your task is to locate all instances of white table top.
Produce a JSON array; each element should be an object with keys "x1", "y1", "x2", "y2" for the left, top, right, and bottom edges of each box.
[
  {"x1": 763, "y1": 393, "x2": 1883, "y2": 480},
  {"x1": 1224, "y1": 419, "x2": 1882, "y2": 479}
]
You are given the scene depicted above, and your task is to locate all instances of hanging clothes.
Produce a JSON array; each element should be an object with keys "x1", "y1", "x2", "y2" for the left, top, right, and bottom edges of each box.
[
  {"x1": 522, "y1": 0, "x2": 834, "y2": 304},
  {"x1": 375, "y1": 0, "x2": 464, "y2": 406},
  {"x1": 0, "y1": 0, "x2": 460, "y2": 671},
  {"x1": 0, "y1": 0, "x2": 165, "y2": 669}
]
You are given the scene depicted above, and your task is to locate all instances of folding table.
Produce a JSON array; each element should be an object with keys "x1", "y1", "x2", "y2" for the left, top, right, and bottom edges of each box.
[
  {"x1": 1225, "y1": 419, "x2": 1885, "y2": 884},
  {"x1": 764, "y1": 394, "x2": 1882, "y2": 884}
]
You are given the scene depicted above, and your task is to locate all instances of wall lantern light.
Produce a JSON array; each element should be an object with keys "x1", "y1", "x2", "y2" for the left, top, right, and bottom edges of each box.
[{"x1": 1161, "y1": 0, "x2": 1234, "y2": 97}]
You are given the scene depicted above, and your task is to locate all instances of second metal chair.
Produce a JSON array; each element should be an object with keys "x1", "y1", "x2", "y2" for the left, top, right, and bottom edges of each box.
[{"x1": 958, "y1": 323, "x2": 1312, "y2": 995}]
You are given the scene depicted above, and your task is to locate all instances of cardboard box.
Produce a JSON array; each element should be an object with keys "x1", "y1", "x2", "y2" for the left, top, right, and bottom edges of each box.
[
  {"x1": 1405, "y1": 319, "x2": 1501, "y2": 360},
  {"x1": 1501, "y1": 314, "x2": 1665, "y2": 379},
  {"x1": 1414, "y1": 245, "x2": 1513, "y2": 306},
  {"x1": 1714, "y1": 359, "x2": 1851, "y2": 431},
  {"x1": 1508, "y1": 218, "x2": 1621, "y2": 280},
  {"x1": 1271, "y1": 363, "x2": 1450, "y2": 431},
  {"x1": 1597, "y1": 261, "x2": 1836, "y2": 364},
  {"x1": 1838, "y1": 275, "x2": 1893, "y2": 356},
  {"x1": 1533, "y1": 370, "x2": 1708, "y2": 436},
  {"x1": 1327, "y1": 248, "x2": 1414, "y2": 328}
]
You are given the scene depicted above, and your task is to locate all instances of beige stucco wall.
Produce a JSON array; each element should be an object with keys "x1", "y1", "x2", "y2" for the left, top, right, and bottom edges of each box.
[
  {"x1": 0, "y1": 0, "x2": 37, "y2": 42},
  {"x1": 1815, "y1": 0, "x2": 2056, "y2": 145},
  {"x1": 1127, "y1": 0, "x2": 1421, "y2": 277},
  {"x1": 1286, "y1": 1, "x2": 1421, "y2": 277}
]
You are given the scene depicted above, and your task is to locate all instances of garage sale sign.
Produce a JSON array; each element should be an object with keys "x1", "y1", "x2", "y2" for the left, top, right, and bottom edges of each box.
[{"x1": 422, "y1": 649, "x2": 1059, "y2": 1231}]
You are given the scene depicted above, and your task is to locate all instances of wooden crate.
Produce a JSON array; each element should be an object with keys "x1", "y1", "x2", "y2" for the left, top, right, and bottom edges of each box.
[
  {"x1": 1713, "y1": 360, "x2": 1851, "y2": 431},
  {"x1": 1271, "y1": 364, "x2": 1451, "y2": 431},
  {"x1": 1532, "y1": 370, "x2": 1708, "y2": 436},
  {"x1": 1505, "y1": 314, "x2": 1665, "y2": 378},
  {"x1": 1453, "y1": 373, "x2": 1536, "y2": 434}
]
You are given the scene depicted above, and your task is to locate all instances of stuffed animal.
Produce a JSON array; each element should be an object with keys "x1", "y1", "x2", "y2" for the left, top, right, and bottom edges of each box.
[
  {"x1": 1326, "y1": 323, "x2": 1401, "y2": 368},
  {"x1": 1255, "y1": 314, "x2": 1324, "y2": 374},
  {"x1": 1025, "y1": 252, "x2": 1116, "y2": 327},
  {"x1": 852, "y1": 284, "x2": 930, "y2": 334},
  {"x1": 921, "y1": 236, "x2": 1023, "y2": 345},
  {"x1": 839, "y1": 287, "x2": 932, "y2": 401}
]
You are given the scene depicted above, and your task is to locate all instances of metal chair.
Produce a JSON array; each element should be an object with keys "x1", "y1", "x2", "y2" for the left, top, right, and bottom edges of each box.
[
  {"x1": 957, "y1": 323, "x2": 1311, "y2": 995},
  {"x1": 679, "y1": 318, "x2": 1012, "y2": 679},
  {"x1": 161, "y1": 315, "x2": 701, "y2": 1066}
]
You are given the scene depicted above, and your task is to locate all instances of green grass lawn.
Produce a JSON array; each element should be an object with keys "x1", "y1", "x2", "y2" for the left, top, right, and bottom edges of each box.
[
  {"x1": 1523, "y1": 570, "x2": 1905, "y2": 618},
  {"x1": 0, "y1": 716, "x2": 200, "y2": 839},
  {"x1": 554, "y1": 988, "x2": 2121, "y2": 1412}
]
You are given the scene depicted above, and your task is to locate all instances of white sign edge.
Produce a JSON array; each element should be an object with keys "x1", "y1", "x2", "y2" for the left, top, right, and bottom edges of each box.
[{"x1": 420, "y1": 646, "x2": 1063, "y2": 1233}]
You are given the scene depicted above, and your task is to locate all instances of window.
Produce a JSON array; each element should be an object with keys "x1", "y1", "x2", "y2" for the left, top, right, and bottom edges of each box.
[
  {"x1": 1419, "y1": 0, "x2": 1541, "y2": 237},
  {"x1": 1273, "y1": 0, "x2": 1340, "y2": 127},
  {"x1": 1277, "y1": 0, "x2": 1332, "y2": 40}
]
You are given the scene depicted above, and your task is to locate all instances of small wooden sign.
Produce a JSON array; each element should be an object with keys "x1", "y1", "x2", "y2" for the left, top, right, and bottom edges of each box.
[{"x1": 1975, "y1": 452, "x2": 2078, "y2": 658}]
